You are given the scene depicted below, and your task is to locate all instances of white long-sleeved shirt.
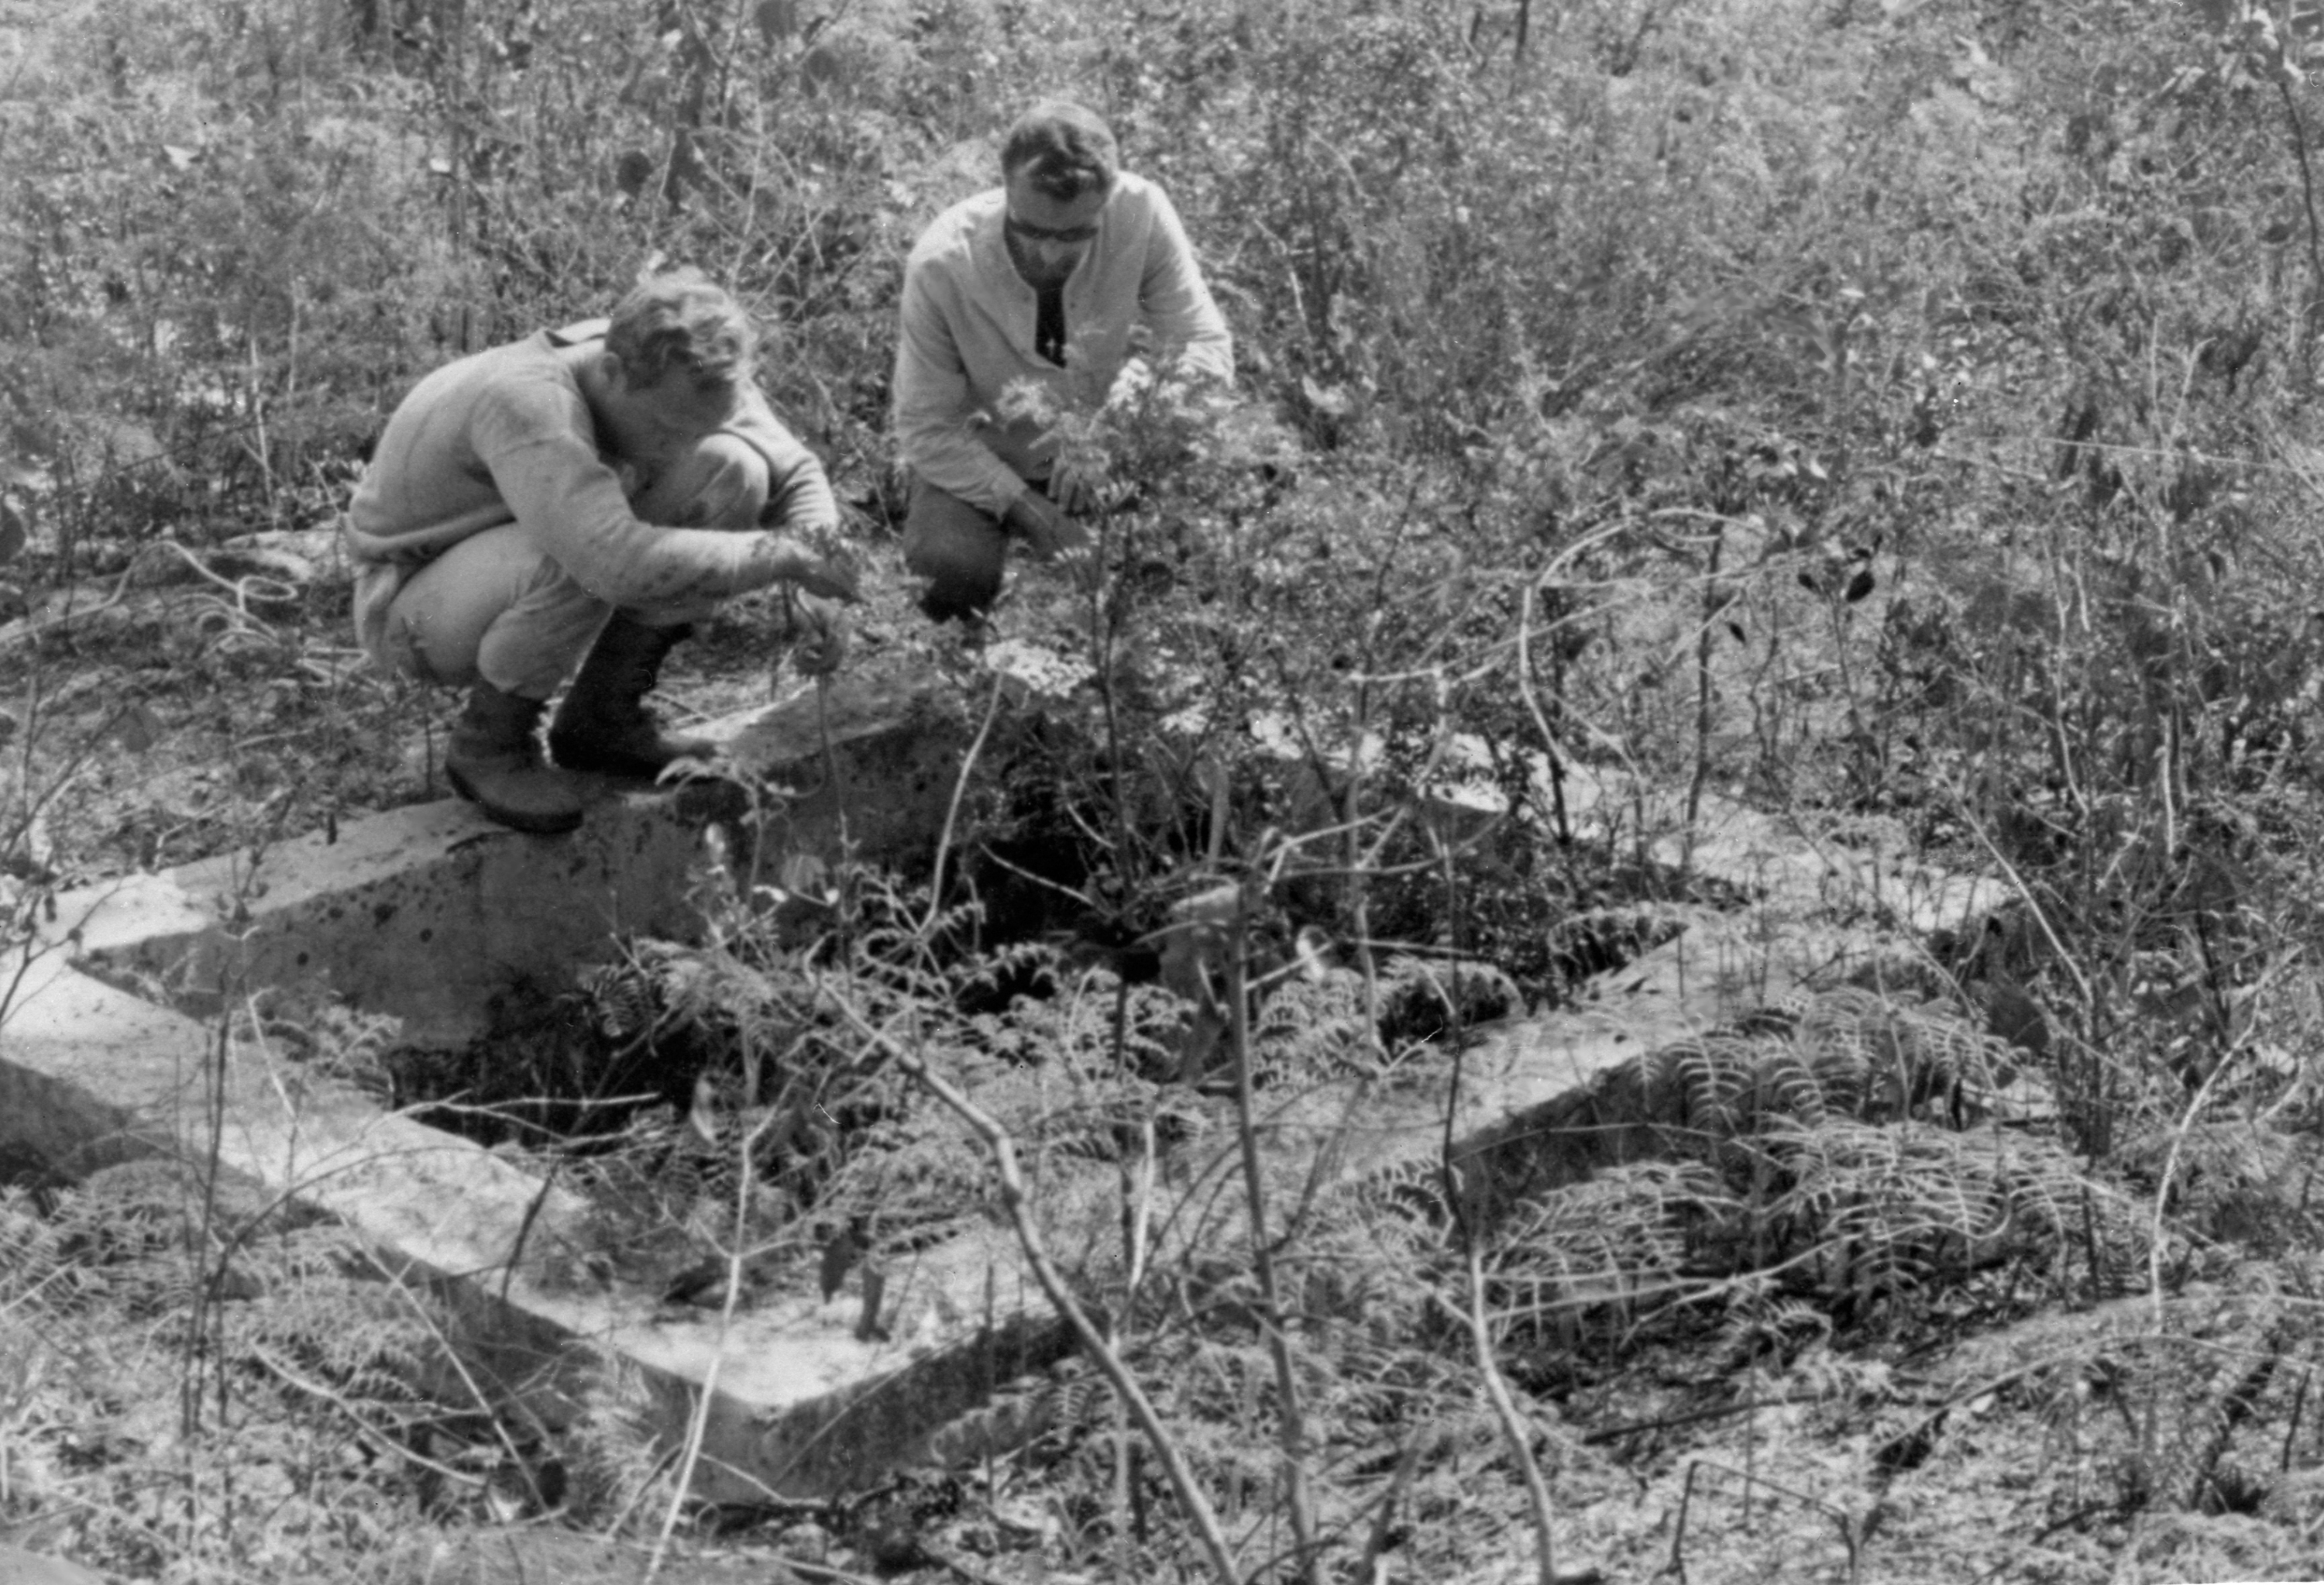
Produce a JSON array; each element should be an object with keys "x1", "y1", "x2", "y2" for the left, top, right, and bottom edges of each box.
[{"x1": 892, "y1": 171, "x2": 1232, "y2": 516}]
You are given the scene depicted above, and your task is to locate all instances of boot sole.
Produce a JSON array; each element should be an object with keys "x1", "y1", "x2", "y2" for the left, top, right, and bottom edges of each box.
[
  {"x1": 548, "y1": 737, "x2": 717, "y2": 781},
  {"x1": 549, "y1": 751, "x2": 679, "y2": 780},
  {"x1": 445, "y1": 765, "x2": 586, "y2": 835}
]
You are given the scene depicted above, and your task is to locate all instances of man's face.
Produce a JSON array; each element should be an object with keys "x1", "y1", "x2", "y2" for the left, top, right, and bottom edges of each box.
[
  {"x1": 1003, "y1": 169, "x2": 1105, "y2": 289},
  {"x1": 596, "y1": 358, "x2": 740, "y2": 465}
]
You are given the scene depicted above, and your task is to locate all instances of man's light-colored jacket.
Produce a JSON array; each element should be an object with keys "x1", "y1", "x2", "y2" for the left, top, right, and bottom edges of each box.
[{"x1": 892, "y1": 170, "x2": 1232, "y2": 516}]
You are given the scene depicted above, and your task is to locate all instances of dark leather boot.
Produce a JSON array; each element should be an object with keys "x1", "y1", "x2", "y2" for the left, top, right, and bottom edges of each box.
[
  {"x1": 548, "y1": 614, "x2": 715, "y2": 779},
  {"x1": 446, "y1": 682, "x2": 586, "y2": 834}
]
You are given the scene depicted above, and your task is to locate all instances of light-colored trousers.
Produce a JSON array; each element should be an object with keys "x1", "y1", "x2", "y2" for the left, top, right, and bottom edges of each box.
[{"x1": 353, "y1": 435, "x2": 768, "y2": 700}]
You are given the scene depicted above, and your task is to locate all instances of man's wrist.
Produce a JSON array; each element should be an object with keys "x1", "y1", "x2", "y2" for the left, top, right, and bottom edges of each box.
[
  {"x1": 746, "y1": 531, "x2": 792, "y2": 585},
  {"x1": 1002, "y1": 487, "x2": 1049, "y2": 537},
  {"x1": 751, "y1": 530, "x2": 861, "y2": 603},
  {"x1": 758, "y1": 531, "x2": 828, "y2": 584}
]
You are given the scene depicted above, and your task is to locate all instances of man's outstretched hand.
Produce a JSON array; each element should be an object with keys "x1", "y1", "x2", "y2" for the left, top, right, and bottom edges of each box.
[
  {"x1": 1047, "y1": 460, "x2": 1107, "y2": 517},
  {"x1": 768, "y1": 536, "x2": 862, "y2": 604},
  {"x1": 1005, "y1": 490, "x2": 1093, "y2": 561}
]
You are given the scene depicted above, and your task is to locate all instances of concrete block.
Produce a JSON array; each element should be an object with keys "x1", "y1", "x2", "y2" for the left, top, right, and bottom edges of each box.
[
  {"x1": 38, "y1": 662, "x2": 960, "y2": 1050},
  {"x1": 43, "y1": 781, "x2": 743, "y2": 1048}
]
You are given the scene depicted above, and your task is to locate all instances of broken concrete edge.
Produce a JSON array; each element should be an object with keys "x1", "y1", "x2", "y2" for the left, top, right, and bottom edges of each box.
[
  {"x1": 1404, "y1": 765, "x2": 2020, "y2": 1167},
  {"x1": 1440, "y1": 1013, "x2": 2044, "y2": 1242},
  {"x1": 0, "y1": 944, "x2": 1078, "y2": 1501},
  {"x1": 1435, "y1": 906, "x2": 2046, "y2": 1231},
  {"x1": 640, "y1": 1319, "x2": 1075, "y2": 1506},
  {"x1": 1225, "y1": 859, "x2": 2011, "y2": 1258},
  {"x1": 420, "y1": 1229, "x2": 1075, "y2": 1504}
]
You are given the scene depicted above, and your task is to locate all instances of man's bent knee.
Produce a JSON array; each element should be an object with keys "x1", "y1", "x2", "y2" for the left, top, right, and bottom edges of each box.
[
  {"x1": 903, "y1": 527, "x2": 1006, "y2": 620},
  {"x1": 913, "y1": 559, "x2": 1005, "y2": 622},
  {"x1": 635, "y1": 432, "x2": 771, "y2": 529},
  {"x1": 903, "y1": 479, "x2": 1009, "y2": 619},
  {"x1": 376, "y1": 528, "x2": 609, "y2": 697}
]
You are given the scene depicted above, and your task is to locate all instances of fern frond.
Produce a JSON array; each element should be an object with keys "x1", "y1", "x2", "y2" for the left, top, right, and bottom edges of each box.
[
  {"x1": 1750, "y1": 1043, "x2": 1829, "y2": 1128},
  {"x1": 1714, "y1": 1292, "x2": 1832, "y2": 1367},
  {"x1": 1759, "y1": 1120, "x2": 2102, "y2": 1306},
  {"x1": 1645, "y1": 1034, "x2": 1765, "y2": 1142},
  {"x1": 0, "y1": 1184, "x2": 69, "y2": 1309},
  {"x1": 1788, "y1": 986, "x2": 2018, "y2": 1123},
  {"x1": 1486, "y1": 1160, "x2": 1732, "y2": 1343}
]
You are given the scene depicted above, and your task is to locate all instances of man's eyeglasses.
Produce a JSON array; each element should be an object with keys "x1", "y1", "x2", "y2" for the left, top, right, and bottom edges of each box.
[{"x1": 1006, "y1": 215, "x2": 1100, "y2": 245}]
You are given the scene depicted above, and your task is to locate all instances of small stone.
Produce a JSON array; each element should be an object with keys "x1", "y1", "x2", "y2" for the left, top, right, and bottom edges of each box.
[{"x1": 776, "y1": 1521, "x2": 831, "y2": 1563}]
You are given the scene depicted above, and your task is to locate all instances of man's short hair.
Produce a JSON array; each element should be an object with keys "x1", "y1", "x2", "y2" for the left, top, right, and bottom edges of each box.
[
  {"x1": 1000, "y1": 101, "x2": 1119, "y2": 205},
  {"x1": 605, "y1": 267, "x2": 755, "y2": 392}
]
